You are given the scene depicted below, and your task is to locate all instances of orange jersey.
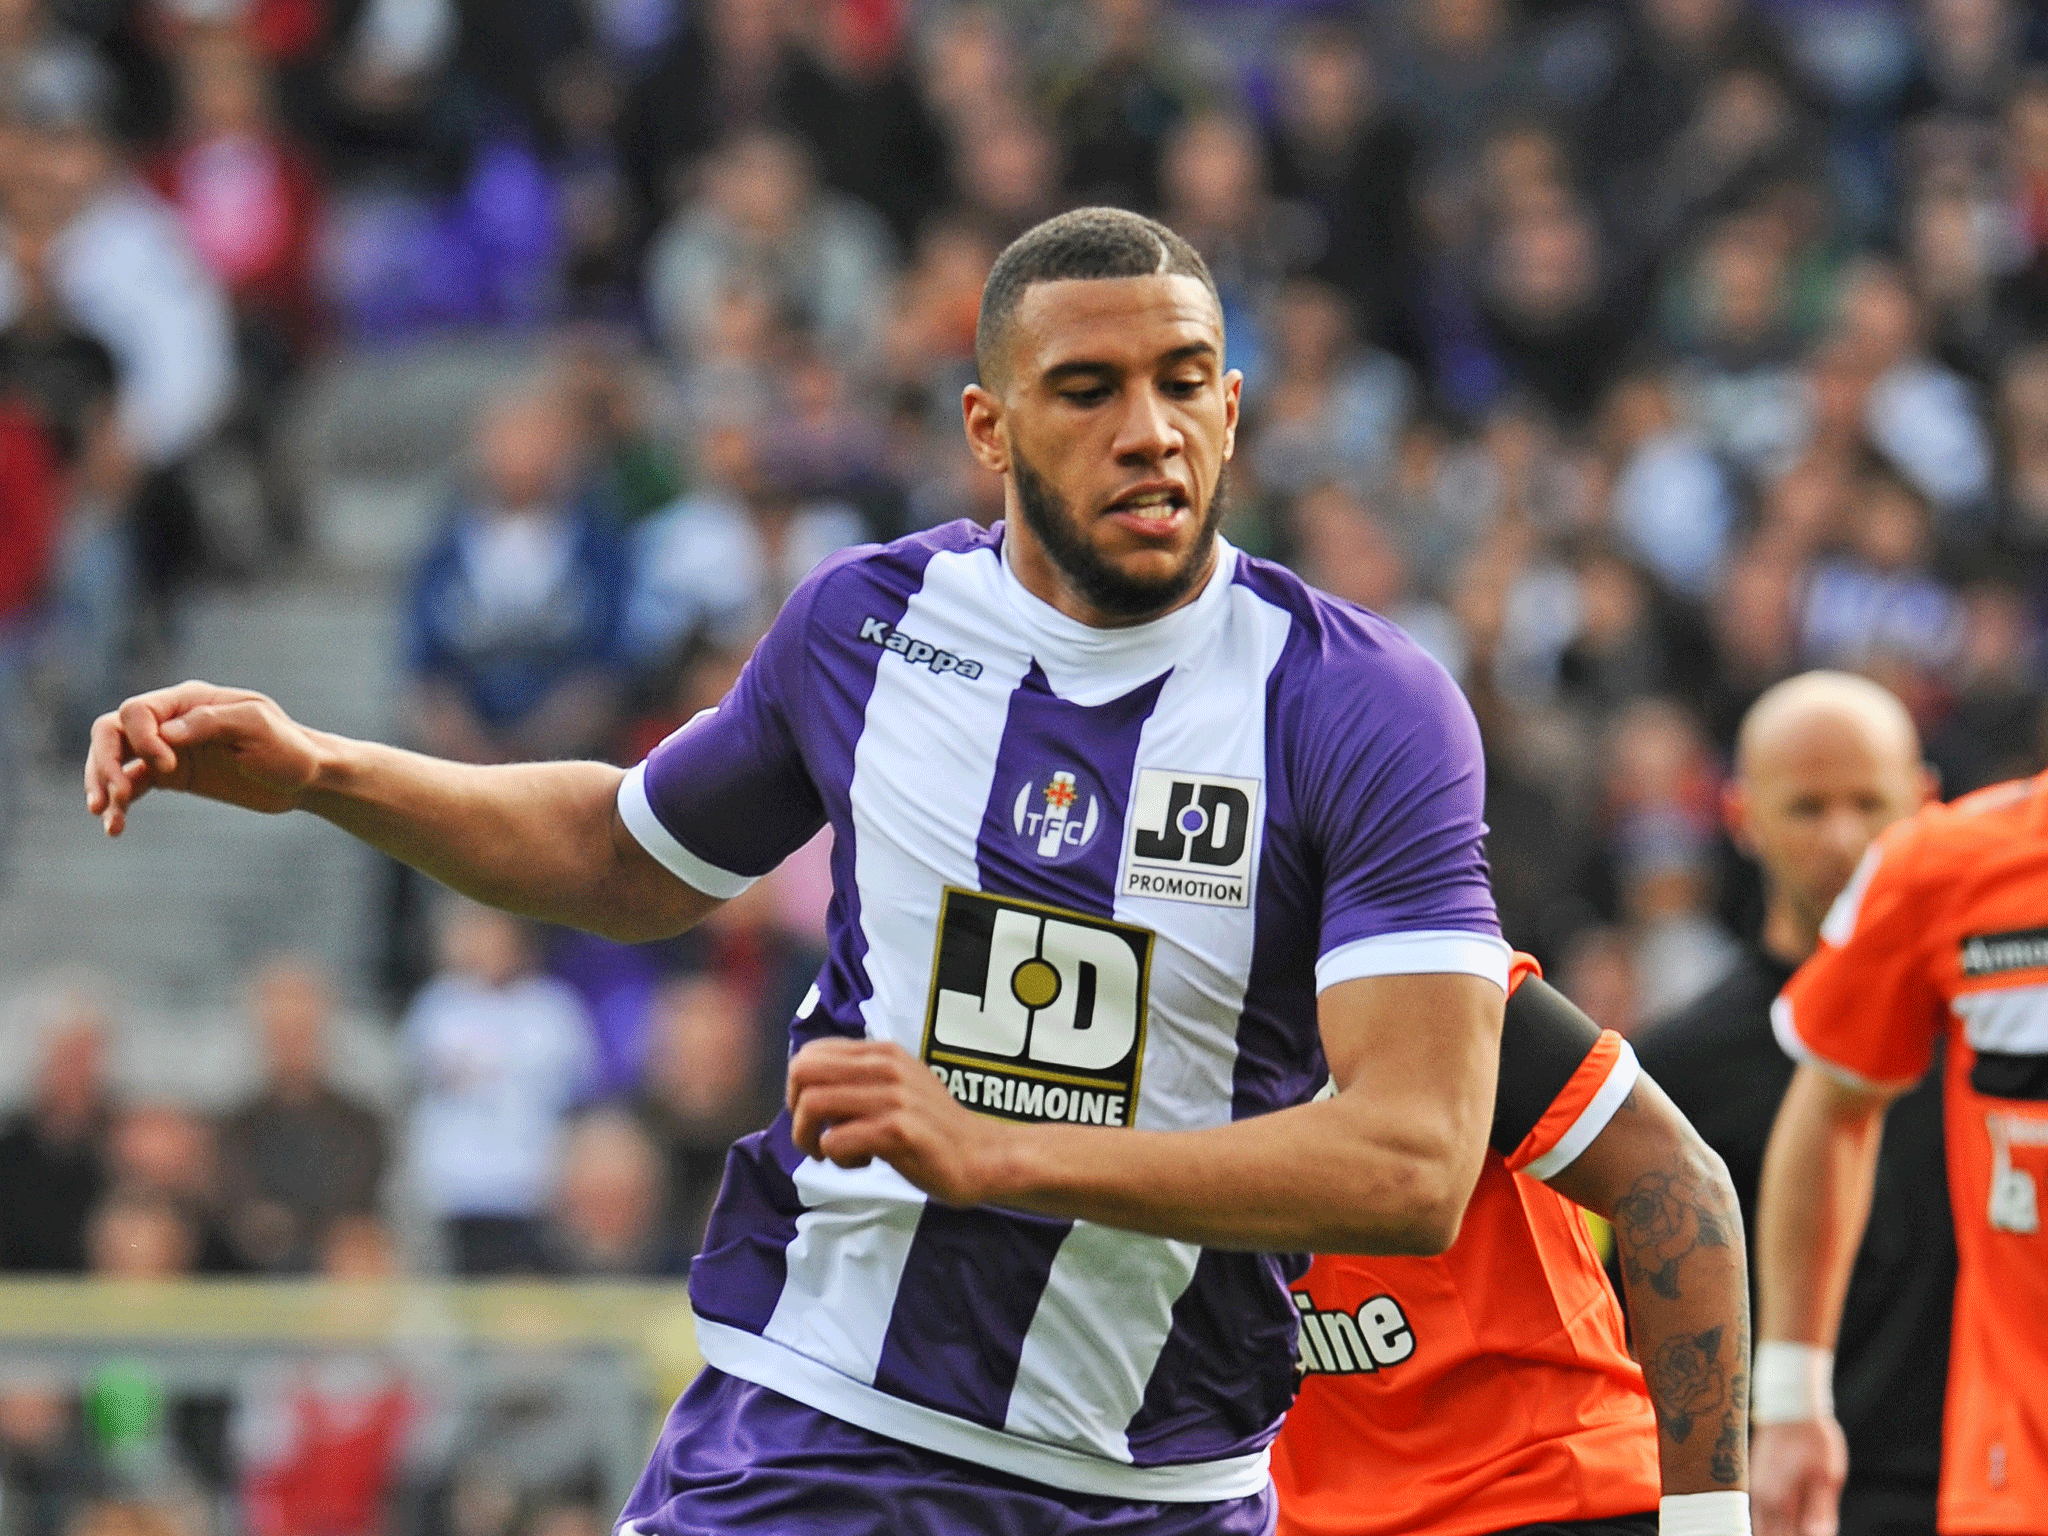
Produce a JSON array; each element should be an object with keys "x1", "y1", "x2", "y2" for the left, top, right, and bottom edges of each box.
[
  {"x1": 1775, "y1": 772, "x2": 2048, "y2": 1535},
  {"x1": 1273, "y1": 960, "x2": 1661, "y2": 1536}
]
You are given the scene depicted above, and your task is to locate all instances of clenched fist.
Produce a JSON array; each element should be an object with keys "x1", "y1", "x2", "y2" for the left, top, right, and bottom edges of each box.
[{"x1": 85, "y1": 681, "x2": 328, "y2": 836}]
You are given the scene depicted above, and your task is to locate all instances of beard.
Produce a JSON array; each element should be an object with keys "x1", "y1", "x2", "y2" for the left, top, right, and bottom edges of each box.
[{"x1": 1011, "y1": 449, "x2": 1228, "y2": 622}]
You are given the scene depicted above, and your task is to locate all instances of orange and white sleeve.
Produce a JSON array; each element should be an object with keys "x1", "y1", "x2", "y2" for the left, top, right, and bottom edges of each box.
[
  {"x1": 1773, "y1": 818, "x2": 1945, "y2": 1093},
  {"x1": 1492, "y1": 954, "x2": 1640, "y2": 1180}
]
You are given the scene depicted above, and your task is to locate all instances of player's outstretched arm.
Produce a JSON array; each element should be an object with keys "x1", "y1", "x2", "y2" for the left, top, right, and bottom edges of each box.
[
  {"x1": 1547, "y1": 1073, "x2": 1750, "y2": 1501},
  {"x1": 85, "y1": 680, "x2": 719, "y2": 942},
  {"x1": 1748, "y1": 1065, "x2": 1892, "y2": 1536},
  {"x1": 787, "y1": 970, "x2": 1502, "y2": 1254}
]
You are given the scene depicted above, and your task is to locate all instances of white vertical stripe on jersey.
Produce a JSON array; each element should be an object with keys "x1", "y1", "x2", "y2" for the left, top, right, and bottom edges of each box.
[
  {"x1": 1004, "y1": 578, "x2": 1294, "y2": 1455},
  {"x1": 762, "y1": 546, "x2": 1027, "y2": 1383}
]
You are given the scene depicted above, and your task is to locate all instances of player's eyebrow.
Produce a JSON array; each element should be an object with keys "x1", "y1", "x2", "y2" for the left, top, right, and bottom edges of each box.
[{"x1": 1038, "y1": 342, "x2": 1219, "y2": 386}]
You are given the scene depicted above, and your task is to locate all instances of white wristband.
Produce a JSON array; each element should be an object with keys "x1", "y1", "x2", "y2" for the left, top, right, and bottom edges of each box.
[
  {"x1": 1750, "y1": 1341, "x2": 1834, "y2": 1424},
  {"x1": 1660, "y1": 1491, "x2": 1751, "y2": 1536}
]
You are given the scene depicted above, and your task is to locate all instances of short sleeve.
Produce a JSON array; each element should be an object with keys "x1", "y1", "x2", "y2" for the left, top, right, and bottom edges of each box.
[
  {"x1": 1490, "y1": 968, "x2": 1641, "y2": 1179},
  {"x1": 1772, "y1": 822, "x2": 1946, "y2": 1092},
  {"x1": 616, "y1": 564, "x2": 832, "y2": 899},
  {"x1": 1306, "y1": 629, "x2": 1508, "y2": 993}
]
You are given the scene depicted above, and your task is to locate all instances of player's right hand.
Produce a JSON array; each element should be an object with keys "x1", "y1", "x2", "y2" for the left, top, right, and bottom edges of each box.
[
  {"x1": 85, "y1": 680, "x2": 325, "y2": 836},
  {"x1": 1750, "y1": 1417, "x2": 1848, "y2": 1536}
]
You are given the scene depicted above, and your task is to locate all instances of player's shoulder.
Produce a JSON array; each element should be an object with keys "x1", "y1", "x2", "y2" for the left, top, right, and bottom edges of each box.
[
  {"x1": 1862, "y1": 772, "x2": 2047, "y2": 892},
  {"x1": 1230, "y1": 552, "x2": 1467, "y2": 712},
  {"x1": 786, "y1": 519, "x2": 1000, "y2": 625}
]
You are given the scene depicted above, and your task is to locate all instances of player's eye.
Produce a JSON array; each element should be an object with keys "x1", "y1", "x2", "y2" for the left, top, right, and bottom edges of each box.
[
  {"x1": 1162, "y1": 376, "x2": 1205, "y2": 397},
  {"x1": 1061, "y1": 386, "x2": 1111, "y2": 406}
]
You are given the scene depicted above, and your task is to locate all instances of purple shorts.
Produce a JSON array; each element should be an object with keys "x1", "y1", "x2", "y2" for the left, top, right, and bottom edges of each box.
[{"x1": 616, "y1": 1367, "x2": 1277, "y2": 1536}]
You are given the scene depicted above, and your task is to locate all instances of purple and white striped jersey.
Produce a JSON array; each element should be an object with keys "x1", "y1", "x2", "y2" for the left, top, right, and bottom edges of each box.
[{"x1": 616, "y1": 521, "x2": 1507, "y2": 1503}]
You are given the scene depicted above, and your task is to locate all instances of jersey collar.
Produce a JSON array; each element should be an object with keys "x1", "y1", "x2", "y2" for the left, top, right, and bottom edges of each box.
[{"x1": 994, "y1": 524, "x2": 1239, "y2": 706}]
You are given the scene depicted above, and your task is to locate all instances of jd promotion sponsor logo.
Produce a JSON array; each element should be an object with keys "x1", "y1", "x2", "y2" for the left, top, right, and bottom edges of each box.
[
  {"x1": 1011, "y1": 769, "x2": 1103, "y2": 863},
  {"x1": 1292, "y1": 1291, "x2": 1416, "y2": 1377},
  {"x1": 920, "y1": 888, "x2": 1153, "y2": 1127},
  {"x1": 1119, "y1": 768, "x2": 1260, "y2": 907},
  {"x1": 858, "y1": 615, "x2": 983, "y2": 679}
]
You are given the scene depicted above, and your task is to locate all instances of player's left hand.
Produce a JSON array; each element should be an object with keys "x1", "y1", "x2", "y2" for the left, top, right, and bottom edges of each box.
[{"x1": 788, "y1": 1039, "x2": 1005, "y2": 1206}]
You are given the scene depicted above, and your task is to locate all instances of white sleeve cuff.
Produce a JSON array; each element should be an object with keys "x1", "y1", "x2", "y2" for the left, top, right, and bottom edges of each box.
[
  {"x1": 1315, "y1": 930, "x2": 1512, "y2": 995},
  {"x1": 1768, "y1": 996, "x2": 1908, "y2": 1094},
  {"x1": 1522, "y1": 1040, "x2": 1640, "y2": 1182},
  {"x1": 616, "y1": 761, "x2": 760, "y2": 901}
]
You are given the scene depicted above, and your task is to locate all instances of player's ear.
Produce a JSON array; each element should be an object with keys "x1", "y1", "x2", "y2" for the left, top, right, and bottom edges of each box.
[
  {"x1": 1722, "y1": 778, "x2": 1755, "y2": 856},
  {"x1": 1220, "y1": 369, "x2": 1243, "y2": 461},
  {"x1": 963, "y1": 384, "x2": 1010, "y2": 474},
  {"x1": 1917, "y1": 762, "x2": 1939, "y2": 806}
]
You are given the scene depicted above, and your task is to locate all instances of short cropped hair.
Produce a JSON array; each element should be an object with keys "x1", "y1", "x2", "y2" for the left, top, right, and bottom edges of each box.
[{"x1": 974, "y1": 207, "x2": 1221, "y2": 386}]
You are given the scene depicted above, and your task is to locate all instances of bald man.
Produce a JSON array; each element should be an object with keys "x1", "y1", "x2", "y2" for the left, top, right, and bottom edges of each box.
[{"x1": 1637, "y1": 672, "x2": 1952, "y2": 1536}]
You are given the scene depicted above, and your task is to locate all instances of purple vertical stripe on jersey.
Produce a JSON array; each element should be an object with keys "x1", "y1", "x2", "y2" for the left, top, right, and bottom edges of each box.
[
  {"x1": 971, "y1": 662, "x2": 1168, "y2": 915},
  {"x1": 870, "y1": 1206, "x2": 1076, "y2": 1428},
  {"x1": 1124, "y1": 636, "x2": 1319, "y2": 1461},
  {"x1": 684, "y1": 526, "x2": 976, "y2": 1335},
  {"x1": 687, "y1": 1113, "x2": 808, "y2": 1334},
  {"x1": 1124, "y1": 1249, "x2": 1305, "y2": 1466},
  {"x1": 871, "y1": 652, "x2": 1166, "y2": 1429}
]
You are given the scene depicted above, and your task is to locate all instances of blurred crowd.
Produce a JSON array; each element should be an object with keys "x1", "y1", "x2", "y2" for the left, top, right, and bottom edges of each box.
[
  {"x1": 4, "y1": 0, "x2": 2048, "y2": 1021},
  {"x1": 3, "y1": 0, "x2": 2048, "y2": 1523}
]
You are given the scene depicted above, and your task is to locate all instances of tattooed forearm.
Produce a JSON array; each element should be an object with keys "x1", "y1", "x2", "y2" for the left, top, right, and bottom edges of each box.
[
  {"x1": 1551, "y1": 1080, "x2": 1751, "y2": 1491},
  {"x1": 1613, "y1": 1165, "x2": 1734, "y2": 1302},
  {"x1": 1711, "y1": 1373, "x2": 1746, "y2": 1485}
]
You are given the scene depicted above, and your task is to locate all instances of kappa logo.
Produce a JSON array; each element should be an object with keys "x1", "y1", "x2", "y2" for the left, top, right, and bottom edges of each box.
[
  {"x1": 1119, "y1": 768, "x2": 1260, "y2": 907},
  {"x1": 921, "y1": 888, "x2": 1152, "y2": 1127},
  {"x1": 1011, "y1": 769, "x2": 1104, "y2": 862},
  {"x1": 1291, "y1": 1290, "x2": 1416, "y2": 1377},
  {"x1": 858, "y1": 615, "x2": 983, "y2": 679}
]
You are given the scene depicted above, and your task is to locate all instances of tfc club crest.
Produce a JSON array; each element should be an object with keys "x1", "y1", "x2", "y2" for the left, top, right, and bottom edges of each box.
[{"x1": 1012, "y1": 769, "x2": 1103, "y2": 862}]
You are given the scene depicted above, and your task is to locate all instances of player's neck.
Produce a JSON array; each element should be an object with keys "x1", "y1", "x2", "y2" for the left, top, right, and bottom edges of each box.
[
  {"x1": 1759, "y1": 902, "x2": 1818, "y2": 969},
  {"x1": 1000, "y1": 522, "x2": 1219, "y2": 631}
]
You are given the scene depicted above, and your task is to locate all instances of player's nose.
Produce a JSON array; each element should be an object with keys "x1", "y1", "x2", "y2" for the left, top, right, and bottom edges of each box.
[{"x1": 1110, "y1": 386, "x2": 1183, "y2": 464}]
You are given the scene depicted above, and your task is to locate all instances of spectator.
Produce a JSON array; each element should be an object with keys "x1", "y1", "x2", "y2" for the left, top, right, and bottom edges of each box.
[
  {"x1": 404, "y1": 379, "x2": 627, "y2": 766},
  {"x1": 1600, "y1": 698, "x2": 1741, "y2": 1020},
  {"x1": 1799, "y1": 453, "x2": 1965, "y2": 673},
  {"x1": 1286, "y1": 482, "x2": 1464, "y2": 677},
  {"x1": 643, "y1": 128, "x2": 894, "y2": 368},
  {"x1": 1581, "y1": 0, "x2": 1797, "y2": 237},
  {"x1": 1386, "y1": 0, "x2": 1535, "y2": 186},
  {"x1": 1666, "y1": 211, "x2": 1810, "y2": 474},
  {"x1": 1831, "y1": 255, "x2": 1995, "y2": 523},
  {"x1": 947, "y1": 107, "x2": 1062, "y2": 246},
  {"x1": 217, "y1": 958, "x2": 390, "y2": 1273},
  {"x1": 1994, "y1": 342, "x2": 2048, "y2": 551},
  {"x1": 1478, "y1": 191, "x2": 1637, "y2": 425},
  {"x1": 1924, "y1": 577, "x2": 2046, "y2": 793},
  {"x1": 630, "y1": 973, "x2": 777, "y2": 1259},
  {"x1": 105, "y1": 1104, "x2": 242, "y2": 1274},
  {"x1": 1246, "y1": 279, "x2": 1411, "y2": 502},
  {"x1": 1600, "y1": 369, "x2": 1737, "y2": 599},
  {"x1": 539, "y1": 1109, "x2": 685, "y2": 1277},
  {"x1": 0, "y1": 41, "x2": 236, "y2": 635},
  {"x1": 623, "y1": 419, "x2": 865, "y2": 664},
  {"x1": 0, "y1": 1006, "x2": 112, "y2": 1273},
  {"x1": 401, "y1": 900, "x2": 595, "y2": 1275},
  {"x1": 1158, "y1": 110, "x2": 1312, "y2": 380},
  {"x1": 1263, "y1": 22, "x2": 1420, "y2": 359},
  {"x1": 84, "y1": 1189, "x2": 198, "y2": 1280},
  {"x1": 0, "y1": 1373, "x2": 103, "y2": 1536},
  {"x1": 776, "y1": 2, "x2": 950, "y2": 249},
  {"x1": 0, "y1": 395, "x2": 56, "y2": 867},
  {"x1": 148, "y1": 28, "x2": 323, "y2": 366},
  {"x1": 1040, "y1": 0, "x2": 1222, "y2": 209}
]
